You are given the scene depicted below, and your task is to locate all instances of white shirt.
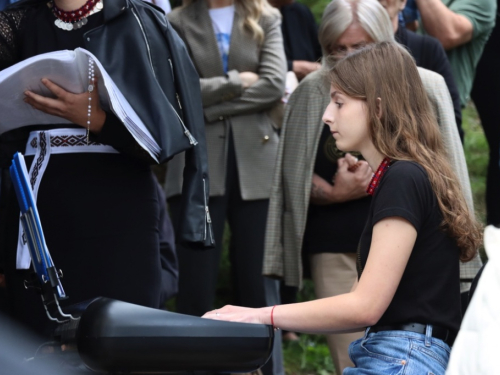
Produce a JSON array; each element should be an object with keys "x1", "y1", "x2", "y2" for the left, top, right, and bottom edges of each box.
[{"x1": 208, "y1": 5, "x2": 235, "y2": 73}]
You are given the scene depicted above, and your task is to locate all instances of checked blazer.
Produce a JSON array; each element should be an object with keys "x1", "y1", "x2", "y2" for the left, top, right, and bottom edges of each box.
[
  {"x1": 164, "y1": 0, "x2": 286, "y2": 201},
  {"x1": 263, "y1": 67, "x2": 481, "y2": 289}
]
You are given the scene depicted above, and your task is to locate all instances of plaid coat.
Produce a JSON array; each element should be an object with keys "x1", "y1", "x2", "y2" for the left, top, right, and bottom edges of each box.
[
  {"x1": 263, "y1": 67, "x2": 481, "y2": 289},
  {"x1": 164, "y1": 0, "x2": 286, "y2": 200}
]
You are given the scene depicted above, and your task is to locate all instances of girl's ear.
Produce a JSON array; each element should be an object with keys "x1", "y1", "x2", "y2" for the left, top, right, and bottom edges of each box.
[{"x1": 376, "y1": 97, "x2": 383, "y2": 119}]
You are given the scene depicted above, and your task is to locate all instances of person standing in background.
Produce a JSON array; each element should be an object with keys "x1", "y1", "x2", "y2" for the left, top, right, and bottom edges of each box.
[
  {"x1": 165, "y1": 1, "x2": 286, "y2": 374},
  {"x1": 414, "y1": 0, "x2": 496, "y2": 109},
  {"x1": 269, "y1": 0, "x2": 322, "y2": 81},
  {"x1": 0, "y1": 0, "x2": 210, "y2": 346},
  {"x1": 470, "y1": 0, "x2": 500, "y2": 229},
  {"x1": 378, "y1": 0, "x2": 464, "y2": 141},
  {"x1": 269, "y1": 0, "x2": 322, "y2": 343}
]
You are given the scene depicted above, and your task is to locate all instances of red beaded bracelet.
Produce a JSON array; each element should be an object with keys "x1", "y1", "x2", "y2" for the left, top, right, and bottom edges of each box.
[{"x1": 271, "y1": 305, "x2": 279, "y2": 330}]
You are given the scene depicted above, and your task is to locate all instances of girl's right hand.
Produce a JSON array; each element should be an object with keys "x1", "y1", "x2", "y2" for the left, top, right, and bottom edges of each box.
[{"x1": 202, "y1": 304, "x2": 270, "y2": 325}]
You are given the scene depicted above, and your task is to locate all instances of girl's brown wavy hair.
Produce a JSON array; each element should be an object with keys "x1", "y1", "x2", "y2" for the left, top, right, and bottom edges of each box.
[{"x1": 328, "y1": 42, "x2": 482, "y2": 261}]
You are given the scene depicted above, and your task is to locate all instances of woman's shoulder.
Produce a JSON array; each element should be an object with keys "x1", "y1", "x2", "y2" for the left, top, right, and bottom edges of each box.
[
  {"x1": 167, "y1": 6, "x2": 183, "y2": 26},
  {"x1": 0, "y1": 6, "x2": 27, "y2": 29},
  {"x1": 0, "y1": 7, "x2": 30, "y2": 70},
  {"x1": 389, "y1": 160, "x2": 426, "y2": 175},
  {"x1": 385, "y1": 160, "x2": 429, "y2": 188},
  {"x1": 291, "y1": 70, "x2": 327, "y2": 97},
  {"x1": 167, "y1": 2, "x2": 198, "y2": 27},
  {"x1": 258, "y1": 7, "x2": 282, "y2": 28}
]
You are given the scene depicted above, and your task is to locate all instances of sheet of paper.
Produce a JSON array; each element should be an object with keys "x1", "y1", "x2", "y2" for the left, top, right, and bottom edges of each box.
[{"x1": 0, "y1": 49, "x2": 160, "y2": 161}]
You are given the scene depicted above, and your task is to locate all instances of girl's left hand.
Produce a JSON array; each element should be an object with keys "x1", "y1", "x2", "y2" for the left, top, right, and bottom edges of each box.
[
  {"x1": 203, "y1": 305, "x2": 270, "y2": 325},
  {"x1": 24, "y1": 78, "x2": 106, "y2": 133}
]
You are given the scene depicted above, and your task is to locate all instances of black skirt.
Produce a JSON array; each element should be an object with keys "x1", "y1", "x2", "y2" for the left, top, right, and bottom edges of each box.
[{"x1": 3, "y1": 151, "x2": 161, "y2": 338}]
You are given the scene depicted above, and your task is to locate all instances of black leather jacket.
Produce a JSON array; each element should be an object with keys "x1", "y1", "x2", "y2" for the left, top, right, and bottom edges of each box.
[{"x1": 0, "y1": 0, "x2": 214, "y2": 248}]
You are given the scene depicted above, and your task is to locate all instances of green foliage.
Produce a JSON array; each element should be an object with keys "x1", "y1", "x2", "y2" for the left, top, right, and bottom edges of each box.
[
  {"x1": 297, "y1": 0, "x2": 330, "y2": 23},
  {"x1": 283, "y1": 334, "x2": 336, "y2": 375},
  {"x1": 462, "y1": 103, "x2": 488, "y2": 224}
]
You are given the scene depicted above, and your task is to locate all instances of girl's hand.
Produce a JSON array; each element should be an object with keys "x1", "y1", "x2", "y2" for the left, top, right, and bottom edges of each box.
[
  {"x1": 202, "y1": 305, "x2": 270, "y2": 325},
  {"x1": 24, "y1": 78, "x2": 106, "y2": 134}
]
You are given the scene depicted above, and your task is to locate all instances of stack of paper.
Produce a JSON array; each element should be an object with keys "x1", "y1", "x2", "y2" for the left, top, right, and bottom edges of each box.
[{"x1": 0, "y1": 48, "x2": 160, "y2": 161}]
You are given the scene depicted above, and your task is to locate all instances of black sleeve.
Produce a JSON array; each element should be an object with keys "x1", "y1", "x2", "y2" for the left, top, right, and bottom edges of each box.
[
  {"x1": 154, "y1": 179, "x2": 179, "y2": 305},
  {"x1": 372, "y1": 162, "x2": 433, "y2": 232},
  {"x1": 419, "y1": 35, "x2": 463, "y2": 142},
  {"x1": 281, "y1": 3, "x2": 321, "y2": 71},
  {"x1": 304, "y1": 6, "x2": 322, "y2": 62},
  {"x1": 0, "y1": 9, "x2": 24, "y2": 71},
  {"x1": 91, "y1": 111, "x2": 155, "y2": 163}
]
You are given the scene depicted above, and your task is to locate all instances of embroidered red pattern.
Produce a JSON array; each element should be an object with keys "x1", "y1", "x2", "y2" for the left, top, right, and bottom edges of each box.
[{"x1": 366, "y1": 157, "x2": 391, "y2": 196}]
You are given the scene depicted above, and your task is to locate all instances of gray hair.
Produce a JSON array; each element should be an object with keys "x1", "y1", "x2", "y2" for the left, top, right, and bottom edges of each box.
[{"x1": 318, "y1": 0, "x2": 394, "y2": 57}]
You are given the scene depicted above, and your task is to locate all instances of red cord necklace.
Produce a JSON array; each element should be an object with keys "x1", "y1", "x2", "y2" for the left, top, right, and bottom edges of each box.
[
  {"x1": 366, "y1": 157, "x2": 392, "y2": 196},
  {"x1": 48, "y1": 0, "x2": 103, "y2": 31}
]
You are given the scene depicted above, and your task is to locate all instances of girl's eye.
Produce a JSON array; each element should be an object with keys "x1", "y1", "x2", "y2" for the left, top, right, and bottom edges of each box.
[{"x1": 335, "y1": 102, "x2": 343, "y2": 108}]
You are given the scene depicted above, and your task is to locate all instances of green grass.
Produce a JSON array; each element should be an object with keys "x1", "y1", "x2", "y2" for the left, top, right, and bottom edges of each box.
[
  {"x1": 283, "y1": 333, "x2": 335, "y2": 375},
  {"x1": 463, "y1": 103, "x2": 488, "y2": 224}
]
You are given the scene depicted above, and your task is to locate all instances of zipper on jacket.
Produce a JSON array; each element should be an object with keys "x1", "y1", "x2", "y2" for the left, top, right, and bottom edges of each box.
[
  {"x1": 176, "y1": 93, "x2": 183, "y2": 109},
  {"x1": 172, "y1": 104, "x2": 197, "y2": 145},
  {"x1": 168, "y1": 59, "x2": 174, "y2": 82},
  {"x1": 203, "y1": 178, "x2": 213, "y2": 243},
  {"x1": 132, "y1": 8, "x2": 197, "y2": 147},
  {"x1": 131, "y1": 6, "x2": 156, "y2": 80}
]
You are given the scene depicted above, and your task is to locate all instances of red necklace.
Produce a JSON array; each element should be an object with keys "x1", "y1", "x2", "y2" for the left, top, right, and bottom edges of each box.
[
  {"x1": 49, "y1": 0, "x2": 103, "y2": 31},
  {"x1": 366, "y1": 157, "x2": 391, "y2": 196}
]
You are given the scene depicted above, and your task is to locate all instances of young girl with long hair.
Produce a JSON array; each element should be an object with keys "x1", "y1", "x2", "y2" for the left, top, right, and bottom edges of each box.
[{"x1": 205, "y1": 42, "x2": 482, "y2": 375}]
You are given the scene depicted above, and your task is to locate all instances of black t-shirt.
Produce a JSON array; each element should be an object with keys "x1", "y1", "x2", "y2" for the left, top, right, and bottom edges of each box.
[
  {"x1": 302, "y1": 125, "x2": 371, "y2": 254},
  {"x1": 357, "y1": 161, "x2": 461, "y2": 332}
]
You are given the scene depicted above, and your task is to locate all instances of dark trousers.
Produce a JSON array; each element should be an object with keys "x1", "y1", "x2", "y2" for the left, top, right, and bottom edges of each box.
[
  {"x1": 169, "y1": 133, "x2": 283, "y2": 375},
  {"x1": 471, "y1": 25, "x2": 500, "y2": 226}
]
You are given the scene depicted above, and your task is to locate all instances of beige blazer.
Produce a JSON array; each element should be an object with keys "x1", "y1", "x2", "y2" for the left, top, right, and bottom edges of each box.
[
  {"x1": 165, "y1": 1, "x2": 286, "y2": 200},
  {"x1": 263, "y1": 67, "x2": 481, "y2": 288}
]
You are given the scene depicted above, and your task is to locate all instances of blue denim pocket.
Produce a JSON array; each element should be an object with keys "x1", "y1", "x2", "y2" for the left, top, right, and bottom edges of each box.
[
  {"x1": 406, "y1": 339, "x2": 450, "y2": 375},
  {"x1": 344, "y1": 331, "x2": 450, "y2": 375},
  {"x1": 344, "y1": 334, "x2": 407, "y2": 375},
  {"x1": 360, "y1": 334, "x2": 408, "y2": 364}
]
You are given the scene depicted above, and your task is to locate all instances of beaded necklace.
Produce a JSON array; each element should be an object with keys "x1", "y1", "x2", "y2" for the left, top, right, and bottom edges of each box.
[
  {"x1": 366, "y1": 157, "x2": 391, "y2": 196},
  {"x1": 48, "y1": 0, "x2": 103, "y2": 31}
]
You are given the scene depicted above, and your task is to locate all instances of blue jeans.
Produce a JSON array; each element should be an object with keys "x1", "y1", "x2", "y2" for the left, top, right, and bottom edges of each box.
[{"x1": 343, "y1": 326, "x2": 451, "y2": 375}]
